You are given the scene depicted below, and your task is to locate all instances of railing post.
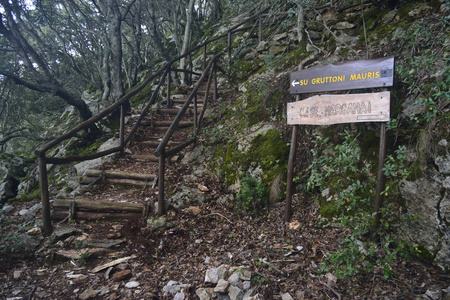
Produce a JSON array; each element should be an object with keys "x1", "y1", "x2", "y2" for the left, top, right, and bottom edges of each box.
[
  {"x1": 203, "y1": 44, "x2": 207, "y2": 71},
  {"x1": 167, "y1": 66, "x2": 172, "y2": 108},
  {"x1": 120, "y1": 104, "x2": 125, "y2": 156},
  {"x1": 39, "y1": 153, "x2": 52, "y2": 235},
  {"x1": 193, "y1": 92, "x2": 198, "y2": 131},
  {"x1": 157, "y1": 154, "x2": 166, "y2": 215},
  {"x1": 189, "y1": 54, "x2": 193, "y2": 85}
]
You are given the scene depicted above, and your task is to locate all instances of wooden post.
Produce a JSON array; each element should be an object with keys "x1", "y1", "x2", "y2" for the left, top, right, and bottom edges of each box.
[
  {"x1": 157, "y1": 154, "x2": 166, "y2": 215},
  {"x1": 167, "y1": 66, "x2": 172, "y2": 108},
  {"x1": 203, "y1": 44, "x2": 207, "y2": 71},
  {"x1": 285, "y1": 64, "x2": 304, "y2": 222},
  {"x1": 284, "y1": 120, "x2": 299, "y2": 222},
  {"x1": 372, "y1": 122, "x2": 387, "y2": 235},
  {"x1": 189, "y1": 54, "x2": 193, "y2": 85},
  {"x1": 119, "y1": 104, "x2": 125, "y2": 156},
  {"x1": 193, "y1": 92, "x2": 198, "y2": 131},
  {"x1": 39, "y1": 153, "x2": 52, "y2": 235}
]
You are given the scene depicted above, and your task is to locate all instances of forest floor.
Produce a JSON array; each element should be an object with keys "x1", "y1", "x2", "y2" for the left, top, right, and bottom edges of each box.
[{"x1": 1, "y1": 178, "x2": 449, "y2": 299}]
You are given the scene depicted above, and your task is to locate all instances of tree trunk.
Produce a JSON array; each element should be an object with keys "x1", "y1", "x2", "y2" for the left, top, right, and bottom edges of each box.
[
  {"x1": 180, "y1": 0, "x2": 196, "y2": 84},
  {"x1": 297, "y1": 3, "x2": 305, "y2": 43}
]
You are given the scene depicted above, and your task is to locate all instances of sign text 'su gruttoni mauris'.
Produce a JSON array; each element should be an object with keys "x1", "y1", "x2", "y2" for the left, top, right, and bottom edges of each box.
[{"x1": 290, "y1": 57, "x2": 394, "y2": 94}]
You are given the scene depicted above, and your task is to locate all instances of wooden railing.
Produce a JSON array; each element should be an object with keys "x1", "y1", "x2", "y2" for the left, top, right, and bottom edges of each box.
[{"x1": 36, "y1": 7, "x2": 279, "y2": 235}]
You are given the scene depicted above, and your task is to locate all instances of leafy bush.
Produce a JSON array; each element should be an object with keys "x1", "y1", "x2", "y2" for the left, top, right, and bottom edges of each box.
[
  {"x1": 237, "y1": 175, "x2": 269, "y2": 214},
  {"x1": 307, "y1": 131, "x2": 414, "y2": 278}
]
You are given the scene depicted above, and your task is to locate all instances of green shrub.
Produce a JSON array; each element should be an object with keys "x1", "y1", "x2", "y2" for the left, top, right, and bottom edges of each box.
[{"x1": 237, "y1": 175, "x2": 269, "y2": 214}]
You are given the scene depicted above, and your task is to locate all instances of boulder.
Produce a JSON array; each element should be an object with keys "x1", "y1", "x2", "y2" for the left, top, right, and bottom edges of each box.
[
  {"x1": 74, "y1": 137, "x2": 120, "y2": 175},
  {"x1": 400, "y1": 167, "x2": 450, "y2": 270}
]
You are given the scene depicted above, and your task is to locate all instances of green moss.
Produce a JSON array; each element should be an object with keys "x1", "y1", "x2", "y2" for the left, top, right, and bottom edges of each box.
[
  {"x1": 319, "y1": 201, "x2": 339, "y2": 220},
  {"x1": 212, "y1": 128, "x2": 289, "y2": 195},
  {"x1": 9, "y1": 188, "x2": 41, "y2": 203},
  {"x1": 248, "y1": 129, "x2": 289, "y2": 184},
  {"x1": 130, "y1": 82, "x2": 154, "y2": 107}
]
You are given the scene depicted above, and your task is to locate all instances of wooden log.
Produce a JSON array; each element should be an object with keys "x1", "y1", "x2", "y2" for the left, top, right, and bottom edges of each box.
[
  {"x1": 80, "y1": 177, "x2": 153, "y2": 186},
  {"x1": 53, "y1": 199, "x2": 144, "y2": 213},
  {"x1": 130, "y1": 154, "x2": 159, "y2": 162},
  {"x1": 51, "y1": 209, "x2": 142, "y2": 221},
  {"x1": 85, "y1": 169, "x2": 155, "y2": 181},
  {"x1": 137, "y1": 140, "x2": 181, "y2": 148}
]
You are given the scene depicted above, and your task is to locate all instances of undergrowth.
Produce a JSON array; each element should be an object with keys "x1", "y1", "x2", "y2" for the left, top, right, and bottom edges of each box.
[{"x1": 307, "y1": 131, "x2": 415, "y2": 279}]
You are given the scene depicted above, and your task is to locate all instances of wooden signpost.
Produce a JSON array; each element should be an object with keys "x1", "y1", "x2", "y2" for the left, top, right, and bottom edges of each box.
[{"x1": 285, "y1": 57, "x2": 394, "y2": 224}]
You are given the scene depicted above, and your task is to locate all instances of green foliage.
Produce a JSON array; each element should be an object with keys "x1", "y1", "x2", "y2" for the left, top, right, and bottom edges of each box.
[
  {"x1": 236, "y1": 175, "x2": 269, "y2": 214},
  {"x1": 308, "y1": 131, "x2": 414, "y2": 278},
  {"x1": 0, "y1": 224, "x2": 34, "y2": 254},
  {"x1": 307, "y1": 131, "x2": 362, "y2": 193},
  {"x1": 394, "y1": 17, "x2": 450, "y2": 127}
]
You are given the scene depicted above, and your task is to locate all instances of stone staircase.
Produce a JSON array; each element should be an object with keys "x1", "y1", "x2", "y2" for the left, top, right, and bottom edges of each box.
[{"x1": 51, "y1": 82, "x2": 209, "y2": 221}]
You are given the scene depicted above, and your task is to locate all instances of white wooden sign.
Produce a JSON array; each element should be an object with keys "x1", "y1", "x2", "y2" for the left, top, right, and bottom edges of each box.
[{"x1": 287, "y1": 91, "x2": 390, "y2": 125}]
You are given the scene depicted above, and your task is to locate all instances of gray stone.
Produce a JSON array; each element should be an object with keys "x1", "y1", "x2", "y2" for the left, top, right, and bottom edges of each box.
[
  {"x1": 27, "y1": 227, "x2": 42, "y2": 236},
  {"x1": 2, "y1": 205, "x2": 14, "y2": 213},
  {"x1": 246, "y1": 295, "x2": 263, "y2": 300},
  {"x1": 147, "y1": 216, "x2": 175, "y2": 233},
  {"x1": 196, "y1": 288, "x2": 216, "y2": 300},
  {"x1": 174, "y1": 291, "x2": 185, "y2": 300},
  {"x1": 334, "y1": 21, "x2": 355, "y2": 30},
  {"x1": 0, "y1": 154, "x2": 25, "y2": 180},
  {"x1": 425, "y1": 288, "x2": 441, "y2": 300},
  {"x1": 205, "y1": 265, "x2": 229, "y2": 285},
  {"x1": 272, "y1": 32, "x2": 288, "y2": 41},
  {"x1": 125, "y1": 281, "x2": 140, "y2": 288},
  {"x1": 228, "y1": 272, "x2": 240, "y2": 285},
  {"x1": 436, "y1": 156, "x2": 450, "y2": 175},
  {"x1": 218, "y1": 293, "x2": 231, "y2": 300},
  {"x1": 400, "y1": 169, "x2": 450, "y2": 270},
  {"x1": 74, "y1": 137, "x2": 120, "y2": 175},
  {"x1": 238, "y1": 269, "x2": 251, "y2": 281},
  {"x1": 382, "y1": 10, "x2": 398, "y2": 24},
  {"x1": 214, "y1": 279, "x2": 230, "y2": 293},
  {"x1": 163, "y1": 281, "x2": 191, "y2": 296},
  {"x1": 408, "y1": 5, "x2": 432, "y2": 17},
  {"x1": 79, "y1": 288, "x2": 100, "y2": 300},
  {"x1": 228, "y1": 285, "x2": 243, "y2": 300},
  {"x1": 217, "y1": 194, "x2": 234, "y2": 208},
  {"x1": 0, "y1": 178, "x2": 16, "y2": 204},
  {"x1": 48, "y1": 225, "x2": 82, "y2": 245},
  {"x1": 281, "y1": 293, "x2": 294, "y2": 300},
  {"x1": 24, "y1": 203, "x2": 41, "y2": 221},
  {"x1": 168, "y1": 186, "x2": 205, "y2": 209}
]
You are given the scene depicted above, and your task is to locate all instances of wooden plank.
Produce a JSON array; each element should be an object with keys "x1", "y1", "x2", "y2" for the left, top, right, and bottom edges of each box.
[
  {"x1": 287, "y1": 92, "x2": 390, "y2": 125},
  {"x1": 290, "y1": 57, "x2": 394, "y2": 94},
  {"x1": 53, "y1": 199, "x2": 144, "y2": 212},
  {"x1": 85, "y1": 169, "x2": 155, "y2": 181},
  {"x1": 51, "y1": 210, "x2": 142, "y2": 221}
]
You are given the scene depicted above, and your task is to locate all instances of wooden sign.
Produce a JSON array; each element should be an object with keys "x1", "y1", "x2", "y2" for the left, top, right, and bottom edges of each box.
[
  {"x1": 290, "y1": 57, "x2": 394, "y2": 94},
  {"x1": 287, "y1": 91, "x2": 390, "y2": 125}
]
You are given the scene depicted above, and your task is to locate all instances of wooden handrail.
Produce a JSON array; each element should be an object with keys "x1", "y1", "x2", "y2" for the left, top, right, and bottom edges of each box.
[
  {"x1": 154, "y1": 53, "x2": 221, "y2": 157},
  {"x1": 38, "y1": 5, "x2": 279, "y2": 232}
]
